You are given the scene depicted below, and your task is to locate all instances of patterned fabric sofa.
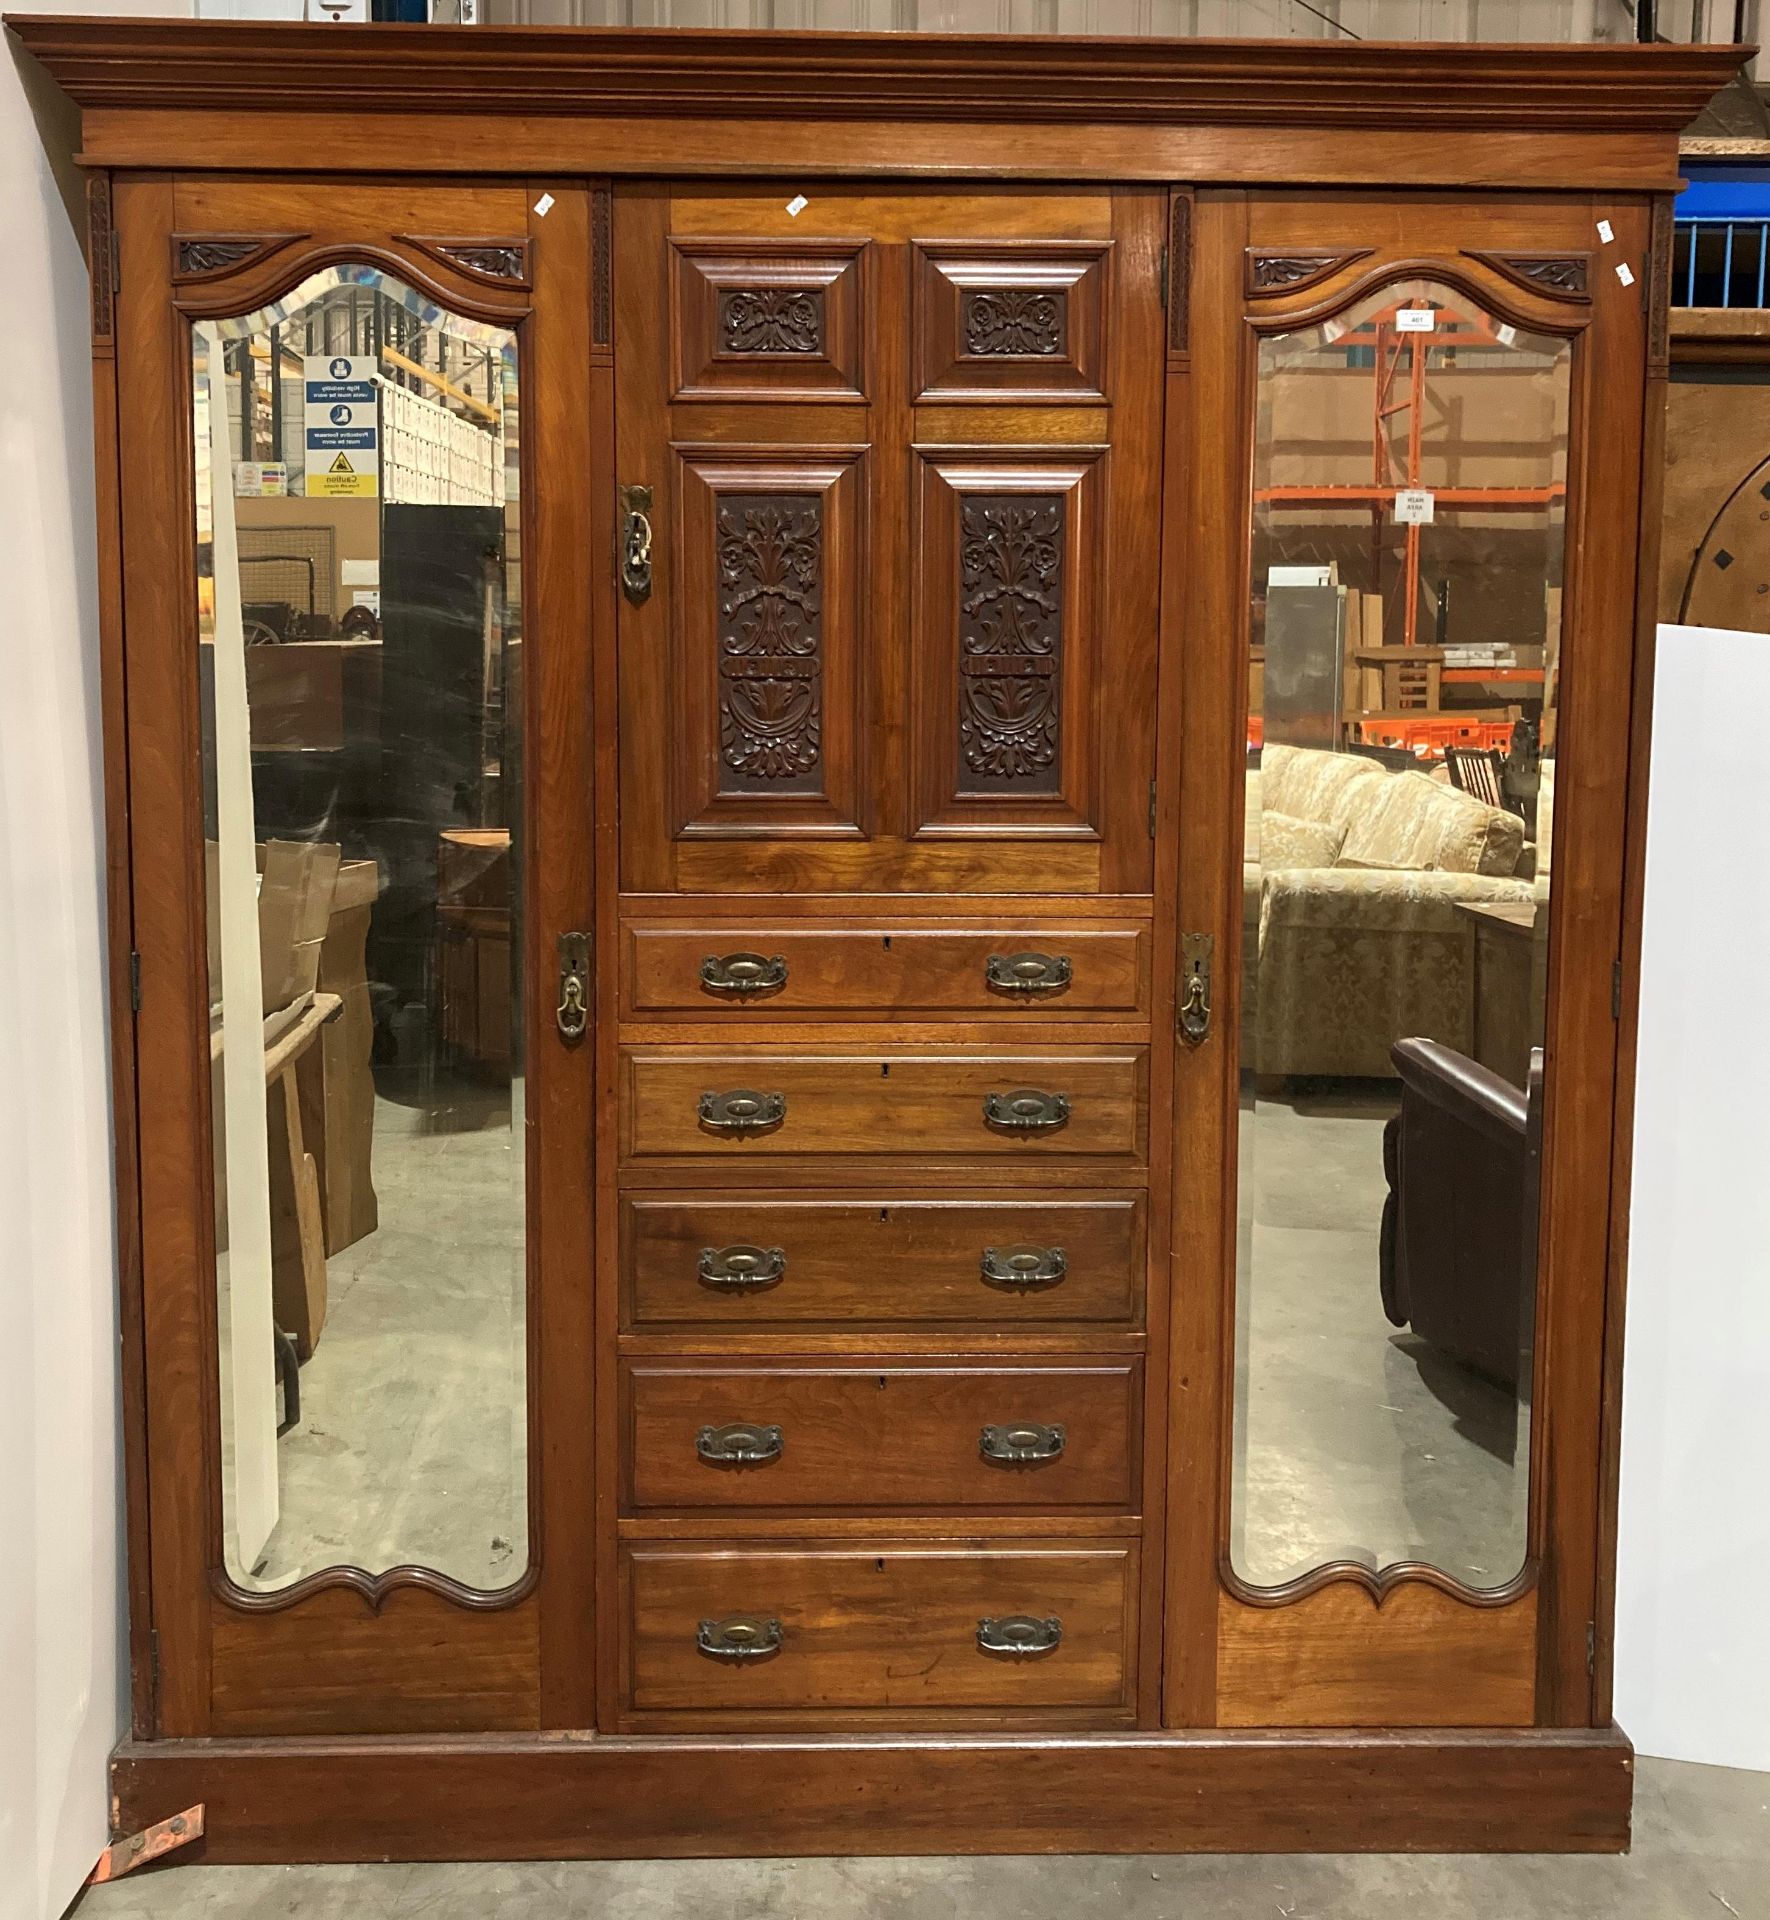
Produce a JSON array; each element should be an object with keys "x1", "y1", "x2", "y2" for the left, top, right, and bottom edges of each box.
[{"x1": 1244, "y1": 744, "x2": 1536, "y2": 1079}]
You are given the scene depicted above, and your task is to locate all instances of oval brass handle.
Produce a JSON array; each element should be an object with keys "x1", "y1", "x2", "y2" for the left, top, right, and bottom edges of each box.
[
  {"x1": 698, "y1": 1088, "x2": 787, "y2": 1136},
  {"x1": 983, "y1": 1088, "x2": 1071, "y2": 1133},
  {"x1": 697, "y1": 1615, "x2": 783, "y2": 1660},
  {"x1": 977, "y1": 1614, "x2": 1063, "y2": 1657},
  {"x1": 980, "y1": 1244, "x2": 1067, "y2": 1290},
  {"x1": 699, "y1": 1244, "x2": 787, "y2": 1290},
  {"x1": 980, "y1": 1421, "x2": 1067, "y2": 1464},
  {"x1": 985, "y1": 952, "x2": 1073, "y2": 995},
  {"x1": 700, "y1": 952, "x2": 789, "y2": 997},
  {"x1": 696, "y1": 1421, "x2": 784, "y2": 1465}
]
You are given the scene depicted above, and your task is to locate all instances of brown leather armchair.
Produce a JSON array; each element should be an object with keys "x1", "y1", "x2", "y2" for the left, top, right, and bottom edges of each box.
[{"x1": 1379, "y1": 1037, "x2": 1543, "y2": 1391}]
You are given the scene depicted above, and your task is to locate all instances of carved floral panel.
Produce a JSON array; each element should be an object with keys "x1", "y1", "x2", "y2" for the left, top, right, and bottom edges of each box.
[
  {"x1": 962, "y1": 287, "x2": 1066, "y2": 357},
  {"x1": 715, "y1": 493, "x2": 825, "y2": 794},
  {"x1": 719, "y1": 286, "x2": 825, "y2": 355},
  {"x1": 957, "y1": 493, "x2": 1066, "y2": 794}
]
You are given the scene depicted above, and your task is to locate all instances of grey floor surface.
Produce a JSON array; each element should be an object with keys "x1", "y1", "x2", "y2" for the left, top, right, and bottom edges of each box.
[{"x1": 70, "y1": 1756, "x2": 1770, "y2": 1920}]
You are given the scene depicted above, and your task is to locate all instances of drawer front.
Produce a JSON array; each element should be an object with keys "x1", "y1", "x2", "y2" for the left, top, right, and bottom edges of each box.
[
  {"x1": 624, "y1": 1541, "x2": 1135, "y2": 1714},
  {"x1": 623, "y1": 1049, "x2": 1147, "y2": 1164},
  {"x1": 626, "y1": 923, "x2": 1148, "y2": 1017},
  {"x1": 624, "y1": 1361, "x2": 1139, "y2": 1513},
  {"x1": 625, "y1": 1194, "x2": 1144, "y2": 1328}
]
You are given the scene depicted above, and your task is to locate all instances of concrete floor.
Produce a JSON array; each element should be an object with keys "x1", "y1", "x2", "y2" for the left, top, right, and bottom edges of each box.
[
  {"x1": 70, "y1": 1757, "x2": 1770, "y2": 1920},
  {"x1": 232, "y1": 1073, "x2": 528, "y2": 1595},
  {"x1": 1235, "y1": 1086, "x2": 1526, "y2": 1590}
]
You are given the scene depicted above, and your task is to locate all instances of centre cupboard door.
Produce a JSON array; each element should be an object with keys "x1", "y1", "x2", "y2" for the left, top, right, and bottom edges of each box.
[{"x1": 613, "y1": 184, "x2": 1166, "y2": 897}]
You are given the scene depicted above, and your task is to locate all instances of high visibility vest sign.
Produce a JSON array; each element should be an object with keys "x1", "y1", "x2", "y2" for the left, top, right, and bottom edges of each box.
[{"x1": 304, "y1": 356, "x2": 379, "y2": 497}]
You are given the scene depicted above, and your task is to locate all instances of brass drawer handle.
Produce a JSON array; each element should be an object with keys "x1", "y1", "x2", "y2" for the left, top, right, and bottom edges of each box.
[
  {"x1": 700, "y1": 951, "x2": 788, "y2": 997},
  {"x1": 980, "y1": 1421, "x2": 1067, "y2": 1464},
  {"x1": 977, "y1": 1614, "x2": 1063, "y2": 1657},
  {"x1": 985, "y1": 951, "x2": 1073, "y2": 995},
  {"x1": 697, "y1": 1615, "x2": 783, "y2": 1660},
  {"x1": 696, "y1": 1421, "x2": 784, "y2": 1465},
  {"x1": 980, "y1": 1244, "x2": 1068, "y2": 1290},
  {"x1": 699, "y1": 1244, "x2": 787, "y2": 1290},
  {"x1": 983, "y1": 1088, "x2": 1070, "y2": 1133},
  {"x1": 698, "y1": 1088, "x2": 786, "y2": 1136}
]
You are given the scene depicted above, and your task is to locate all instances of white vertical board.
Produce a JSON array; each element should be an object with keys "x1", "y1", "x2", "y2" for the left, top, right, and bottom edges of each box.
[
  {"x1": 0, "y1": 4, "x2": 202, "y2": 1914},
  {"x1": 1615, "y1": 623, "x2": 1770, "y2": 1773},
  {"x1": 202, "y1": 326, "x2": 282, "y2": 1575}
]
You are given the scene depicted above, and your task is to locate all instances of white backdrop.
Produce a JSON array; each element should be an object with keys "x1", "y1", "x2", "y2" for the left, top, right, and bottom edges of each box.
[
  {"x1": 1614, "y1": 622, "x2": 1770, "y2": 1773},
  {"x1": 0, "y1": 6, "x2": 191, "y2": 1915}
]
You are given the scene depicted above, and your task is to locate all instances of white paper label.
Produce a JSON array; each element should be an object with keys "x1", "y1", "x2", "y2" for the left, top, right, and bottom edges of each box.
[
  {"x1": 1616, "y1": 261, "x2": 1636, "y2": 287},
  {"x1": 786, "y1": 194, "x2": 809, "y2": 217},
  {"x1": 1393, "y1": 489, "x2": 1435, "y2": 526},
  {"x1": 1396, "y1": 308, "x2": 1436, "y2": 332},
  {"x1": 1597, "y1": 219, "x2": 1615, "y2": 244},
  {"x1": 532, "y1": 192, "x2": 555, "y2": 218}
]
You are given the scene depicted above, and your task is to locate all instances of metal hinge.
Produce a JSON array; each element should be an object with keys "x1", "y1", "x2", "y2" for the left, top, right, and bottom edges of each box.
[
  {"x1": 1612, "y1": 960, "x2": 1622, "y2": 1020},
  {"x1": 1158, "y1": 245, "x2": 1169, "y2": 308},
  {"x1": 148, "y1": 1627, "x2": 162, "y2": 1717},
  {"x1": 129, "y1": 949, "x2": 141, "y2": 1012},
  {"x1": 1587, "y1": 1621, "x2": 1597, "y2": 1675},
  {"x1": 110, "y1": 228, "x2": 120, "y2": 296},
  {"x1": 1148, "y1": 779, "x2": 1157, "y2": 838}
]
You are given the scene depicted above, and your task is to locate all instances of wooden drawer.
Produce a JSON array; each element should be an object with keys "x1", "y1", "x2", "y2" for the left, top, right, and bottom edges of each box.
[
  {"x1": 622, "y1": 1048, "x2": 1147, "y2": 1165},
  {"x1": 624, "y1": 1193, "x2": 1145, "y2": 1329},
  {"x1": 623, "y1": 1360, "x2": 1139, "y2": 1513},
  {"x1": 624, "y1": 922, "x2": 1148, "y2": 1018},
  {"x1": 623, "y1": 1540, "x2": 1136, "y2": 1716}
]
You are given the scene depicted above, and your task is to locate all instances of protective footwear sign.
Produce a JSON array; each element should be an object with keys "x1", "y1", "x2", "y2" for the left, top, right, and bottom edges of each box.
[{"x1": 304, "y1": 355, "x2": 379, "y2": 497}]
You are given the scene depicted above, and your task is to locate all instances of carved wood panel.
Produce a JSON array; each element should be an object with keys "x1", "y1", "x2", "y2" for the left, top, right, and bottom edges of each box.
[
  {"x1": 672, "y1": 449, "x2": 864, "y2": 837},
  {"x1": 912, "y1": 450, "x2": 1105, "y2": 839},
  {"x1": 913, "y1": 241, "x2": 1111, "y2": 403},
  {"x1": 672, "y1": 239, "x2": 867, "y2": 401}
]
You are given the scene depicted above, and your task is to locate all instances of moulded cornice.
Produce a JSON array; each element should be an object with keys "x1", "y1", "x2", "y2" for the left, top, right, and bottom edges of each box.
[{"x1": 2, "y1": 17, "x2": 1750, "y2": 133}]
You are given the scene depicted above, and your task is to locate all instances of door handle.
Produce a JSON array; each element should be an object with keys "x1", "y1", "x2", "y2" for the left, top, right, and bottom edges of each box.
[
  {"x1": 1178, "y1": 931, "x2": 1213, "y2": 1046},
  {"x1": 620, "y1": 482, "x2": 653, "y2": 603},
  {"x1": 556, "y1": 931, "x2": 590, "y2": 1042}
]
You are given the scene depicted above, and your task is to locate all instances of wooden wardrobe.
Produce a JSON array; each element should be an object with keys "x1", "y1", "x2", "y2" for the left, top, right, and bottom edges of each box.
[{"x1": 10, "y1": 13, "x2": 1738, "y2": 1862}]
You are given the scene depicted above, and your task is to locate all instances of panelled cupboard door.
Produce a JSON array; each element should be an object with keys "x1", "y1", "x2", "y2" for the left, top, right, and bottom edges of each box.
[
  {"x1": 615, "y1": 184, "x2": 1165, "y2": 898},
  {"x1": 114, "y1": 175, "x2": 598, "y2": 1735}
]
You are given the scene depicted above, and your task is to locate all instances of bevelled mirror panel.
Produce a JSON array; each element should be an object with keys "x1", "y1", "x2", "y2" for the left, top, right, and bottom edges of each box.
[
  {"x1": 193, "y1": 264, "x2": 528, "y2": 1594},
  {"x1": 1231, "y1": 276, "x2": 1568, "y2": 1593}
]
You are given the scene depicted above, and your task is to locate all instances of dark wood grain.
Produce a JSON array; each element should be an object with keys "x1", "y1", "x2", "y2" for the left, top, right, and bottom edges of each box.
[
  {"x1": 621, "y1": 1539, "x2": 1136, "y2": 1721},
  {"x1": 624, "y1": 1192, "x2": 1144, "y2": 1330},
  {"x1": 109, "y1": 1725, "x2": 1636, "y2": 1859},
  {"x1": 622, "y1": 1046, "x2": 1148, "y2": 1164},
  {"x1": 623, "y1": 1359, "x2": 1140, "y2": 1514}
]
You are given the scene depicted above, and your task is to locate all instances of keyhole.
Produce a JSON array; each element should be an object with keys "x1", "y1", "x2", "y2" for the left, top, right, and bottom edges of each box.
[
  {"x1": 880, "y1": 1062, "x2": 890, "y2": 1078},
  {"x1": 882, "y1": 935, "x2": 891, "y2": 950},
  {"x1": 879, "y1": 1207, "x2": 890, "y2": 1223}
]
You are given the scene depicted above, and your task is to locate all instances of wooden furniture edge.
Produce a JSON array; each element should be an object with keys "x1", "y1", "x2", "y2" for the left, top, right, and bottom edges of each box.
[
  {"x1": 110, "y1": 1725, "x2": 1635, "y2": 1858},
  {"x1": 3, "y1": 17, "x2": 1745, "y2": 131}
]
